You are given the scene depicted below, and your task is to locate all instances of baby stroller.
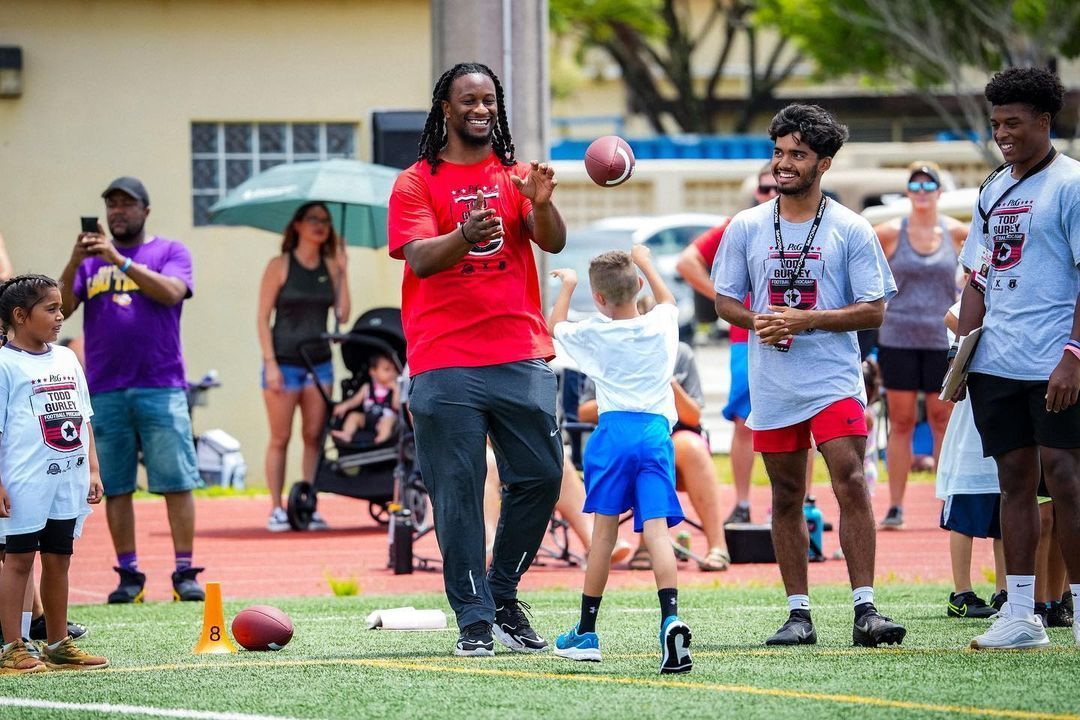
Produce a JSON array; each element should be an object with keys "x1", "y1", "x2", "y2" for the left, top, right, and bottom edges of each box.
[{"x1": 286, "y1": 308, "x2": 428, "y2": 535}]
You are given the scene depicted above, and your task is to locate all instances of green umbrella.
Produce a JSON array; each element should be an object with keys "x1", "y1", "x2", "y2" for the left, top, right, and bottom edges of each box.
[{"x1": 208, "y1": 159, "x2": 400, "y2": 248}]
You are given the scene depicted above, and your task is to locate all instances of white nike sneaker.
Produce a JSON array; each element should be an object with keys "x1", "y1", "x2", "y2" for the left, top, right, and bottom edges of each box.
[{"x1": 970, "y1": 613, "x2": 1050, "y2": 650}]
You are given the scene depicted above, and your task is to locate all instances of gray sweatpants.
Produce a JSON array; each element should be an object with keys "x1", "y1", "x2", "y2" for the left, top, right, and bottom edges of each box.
[{"x1": 409, "y1": 360, "x2": 563, "y2": 630}]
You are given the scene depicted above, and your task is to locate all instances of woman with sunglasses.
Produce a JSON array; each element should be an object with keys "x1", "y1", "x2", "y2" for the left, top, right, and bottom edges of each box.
[
  {"x1": 873, "y1": 161, "x2": 968, "y2": 530},
  {"x1": 257, "y1": 202, "x2": 351, "y2": 532}
]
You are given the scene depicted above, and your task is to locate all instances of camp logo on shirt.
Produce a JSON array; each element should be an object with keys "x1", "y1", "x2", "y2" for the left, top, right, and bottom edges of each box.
[
  {"x1": 28, "y1": 376, "x2": 84, "y2": 452},
  {"x1": 451, "y1": 184, "x2": 505, "y2": 258},
  {"x1": 765, "y1": 250, "x2": 822, "y2": 309},
  {"x1": 989, "y1": 200, "x2": 1032, "y2": 272}
]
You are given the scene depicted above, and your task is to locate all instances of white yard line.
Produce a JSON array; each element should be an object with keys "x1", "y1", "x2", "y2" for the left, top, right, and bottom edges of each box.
[{"x1": 0, "y1": 697, "x2": 307, "y2": 720}]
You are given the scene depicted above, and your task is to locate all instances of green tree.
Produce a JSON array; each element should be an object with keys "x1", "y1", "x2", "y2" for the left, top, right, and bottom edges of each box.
[
  {"x1": 755, "y1": 0, "x2": 1080, "y2": 162},
  {"x1": 550, "y1": 0, "x2": 803, "y2": 133}
]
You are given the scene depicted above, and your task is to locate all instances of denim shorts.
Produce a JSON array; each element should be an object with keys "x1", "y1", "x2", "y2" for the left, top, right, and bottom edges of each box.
[
  {"x1": 261, "y1": 361, "x2": 333, "y2": 392},
  {"x1": 91, "y1": 388, "x2": 200, "y2": 497}
]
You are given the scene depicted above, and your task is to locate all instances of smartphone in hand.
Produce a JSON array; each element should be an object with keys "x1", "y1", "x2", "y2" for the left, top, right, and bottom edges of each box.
[{"x1": 80, "y1": 216, "x2": 99, "y2": 234}]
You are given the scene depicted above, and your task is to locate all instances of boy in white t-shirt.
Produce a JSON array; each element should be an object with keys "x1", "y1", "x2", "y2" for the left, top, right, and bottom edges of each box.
[
  {"x1": 937, "y1": 301, "x2": 1005, "y2": 619},
  {"x1": 548, "y1": 245, "x2": 691, "y2": 675}
]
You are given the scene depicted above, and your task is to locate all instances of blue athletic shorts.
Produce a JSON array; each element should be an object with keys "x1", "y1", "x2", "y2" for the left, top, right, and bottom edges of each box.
[
  {"x1": 940, "y1": 493, "x2": 1001, "y2": 539},
  {"x1": 92, "y1": 388, "x2": 200, "y2": 497},
  {"x1": 582, "y1": 411, "x2": 683, "y2": 532},
  {"x1": 261, "y1": 360, "x2": 333, "y2": 392},
  {"x1": 722, "y1": 342, "x2": 751, "y2": 422}
]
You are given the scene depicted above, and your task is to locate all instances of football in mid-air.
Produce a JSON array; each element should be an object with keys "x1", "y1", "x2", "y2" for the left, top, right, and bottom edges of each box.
[
  {"x1": 584, "y1": 135, "x2": 636, "y2": 188},
  {"x1": 231, "y1": 605, "x2": 293, "y2": 651}
]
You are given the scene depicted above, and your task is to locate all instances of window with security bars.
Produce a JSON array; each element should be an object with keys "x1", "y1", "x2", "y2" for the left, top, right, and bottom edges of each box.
[{"x1": 191, "y1": 122, "x2": 356, "y2": 225}]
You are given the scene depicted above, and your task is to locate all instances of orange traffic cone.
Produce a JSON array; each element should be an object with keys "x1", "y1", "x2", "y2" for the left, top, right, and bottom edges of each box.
[{"x1": 193, "y1": 581, "x2": 238, "y2": 654}]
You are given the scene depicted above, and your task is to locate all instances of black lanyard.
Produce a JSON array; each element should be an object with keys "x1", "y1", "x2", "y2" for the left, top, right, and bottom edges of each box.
[
  {"x1": 773, "y1": 194, "x2": 827, "y2": 294},
  {"x1": 978, "y1": 147, "x2": 1056, "y2": 237}
]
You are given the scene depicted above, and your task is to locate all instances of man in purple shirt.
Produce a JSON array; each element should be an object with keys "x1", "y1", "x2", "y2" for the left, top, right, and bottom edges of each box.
[{"x1": 59, "y1": 177, "x2": 204, "y2": 604}]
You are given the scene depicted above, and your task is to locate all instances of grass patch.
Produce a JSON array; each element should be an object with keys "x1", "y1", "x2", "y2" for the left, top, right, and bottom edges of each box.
[{"x1": 3, "y1": 584, "x2": 1075, "y2": 719}]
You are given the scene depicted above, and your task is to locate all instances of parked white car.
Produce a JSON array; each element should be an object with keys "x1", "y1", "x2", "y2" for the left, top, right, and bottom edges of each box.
[{"x1": 547, "y1": 213, "x2": 727, "y2": 340}]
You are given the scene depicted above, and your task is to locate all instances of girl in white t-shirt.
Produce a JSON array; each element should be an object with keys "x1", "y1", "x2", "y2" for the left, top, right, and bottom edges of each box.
[{"x1": 0, "y1": 274, "x2": 106, "y2": 673}]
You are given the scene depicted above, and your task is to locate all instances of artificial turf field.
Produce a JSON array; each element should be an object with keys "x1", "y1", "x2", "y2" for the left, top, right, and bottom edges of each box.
[{"x1": 2, "y1": 584, "x2": 1077, "y2": 720}]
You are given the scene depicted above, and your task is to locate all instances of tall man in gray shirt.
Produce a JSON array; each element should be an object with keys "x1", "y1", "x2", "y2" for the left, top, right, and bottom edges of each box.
[
  {"x1": 713, "y1": 104, "x2": 904, "y2": 648},
  {"x1": 953, "y1": 67, "x2": 1080, "y2": 651}
]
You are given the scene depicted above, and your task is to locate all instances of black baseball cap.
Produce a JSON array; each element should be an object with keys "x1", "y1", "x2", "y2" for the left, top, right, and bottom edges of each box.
[{"x1": 101, "y1": 176, "x2": 150, "y2": 205}]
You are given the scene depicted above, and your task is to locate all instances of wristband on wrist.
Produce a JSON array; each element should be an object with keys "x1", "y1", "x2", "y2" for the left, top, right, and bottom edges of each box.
[
  {"x1": 947, "y1": 344, "x2": 959, "y2": 361},
  {"x1": 1068, "y1": 339, "x2": 1080, "y2": 350},
  {"x1": 119, "y1": 257, "x2": 133, "y2": 273},
  {"x1": 1065, "y1": 344, "x2": 1080, "y2": 361},
  {"x1": 460, "y1": 225, "x2": 473, "y2": 245}
]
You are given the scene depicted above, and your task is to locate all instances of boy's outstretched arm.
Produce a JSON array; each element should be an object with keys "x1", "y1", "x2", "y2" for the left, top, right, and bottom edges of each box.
[
  {"x1": 548, "y1": 268, "x2": 577, "y2": 334},
  {"x1": 630, "y1": 245, "x2": 675, "y2": 305}
]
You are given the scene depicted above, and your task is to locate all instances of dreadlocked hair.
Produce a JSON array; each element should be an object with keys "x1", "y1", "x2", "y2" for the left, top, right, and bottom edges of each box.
[
  {"x1": 0, "y1": 274, "x2": 61, "y2": 346},
  {"x1": 417, "y1": 62, "x2": 516, "y2": 175}
]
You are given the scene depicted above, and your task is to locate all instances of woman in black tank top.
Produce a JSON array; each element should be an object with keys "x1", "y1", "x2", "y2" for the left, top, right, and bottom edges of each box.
[{"x1": 256, "y1": 202, "x2": 350, "y2": 532}]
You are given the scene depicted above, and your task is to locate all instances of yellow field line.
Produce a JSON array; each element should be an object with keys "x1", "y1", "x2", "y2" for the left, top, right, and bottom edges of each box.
[{"x1": 78, "y1": 655, "x2": 1079, "y2": 720}]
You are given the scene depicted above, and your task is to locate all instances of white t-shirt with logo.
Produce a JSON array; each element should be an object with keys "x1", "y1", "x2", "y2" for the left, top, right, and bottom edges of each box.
[
  {"x1": 0, "y1": 344, "x2": 93, "y2": 537},
  {"x1": 713, "y1": 198, "x2": 897, "y2": 430},
  {"x1": 554, "y1": 303, "x2": 679, "y2": 429},
  {"x1": 959, "y1": 154, "x2": 1080, "y2": 381}
]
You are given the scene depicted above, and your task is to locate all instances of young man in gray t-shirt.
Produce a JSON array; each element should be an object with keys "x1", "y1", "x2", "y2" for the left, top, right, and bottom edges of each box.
[
  {"x1": 713, "y1": 104, "x2": 904, "y2": 648},
  {"x1": 952, "y1": 67, "x2": 1080, "y2": 651}
]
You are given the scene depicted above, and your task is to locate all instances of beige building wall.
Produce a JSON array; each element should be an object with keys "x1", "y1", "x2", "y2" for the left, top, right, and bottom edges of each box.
[{"x1": 0, "y1": 0, "x2": 429, "y2": 490}]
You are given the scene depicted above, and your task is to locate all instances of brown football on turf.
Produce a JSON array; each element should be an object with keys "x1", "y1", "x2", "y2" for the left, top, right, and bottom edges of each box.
[
  {"x1": 584, "y1": 135, "x2": 636, "y2": 187},
  {"x1": 231, "y1": 605, "x2": 293, "y2": 651}
]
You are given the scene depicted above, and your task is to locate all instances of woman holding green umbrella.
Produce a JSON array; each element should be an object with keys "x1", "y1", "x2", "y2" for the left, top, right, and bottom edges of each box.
[{"x1": 257, "y1": 202, "x2": 350, "y2": 532}]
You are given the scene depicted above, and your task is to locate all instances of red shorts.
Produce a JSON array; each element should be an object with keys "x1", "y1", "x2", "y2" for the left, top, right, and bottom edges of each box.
[{"x1": 753, "y1": 397, "x2": 868, "y2": 453}]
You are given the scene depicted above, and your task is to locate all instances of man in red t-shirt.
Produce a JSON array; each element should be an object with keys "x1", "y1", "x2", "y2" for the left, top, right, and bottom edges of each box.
[{"x1": 387, "y1": 63, "x2": 566, "y2": 658}]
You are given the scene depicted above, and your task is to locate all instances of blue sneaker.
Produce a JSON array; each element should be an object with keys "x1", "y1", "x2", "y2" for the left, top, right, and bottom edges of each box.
[
  {"x1": 553, "y1": 625, "x2": 602, "y2": 662},
  {"x1": 659, "y1": 616, "x2": 692, "y2": 674}
]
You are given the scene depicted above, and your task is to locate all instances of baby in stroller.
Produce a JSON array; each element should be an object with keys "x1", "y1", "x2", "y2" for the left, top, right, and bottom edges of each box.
[{"x1": 330, "y1": 352, "x2": 401, "y2": 447}]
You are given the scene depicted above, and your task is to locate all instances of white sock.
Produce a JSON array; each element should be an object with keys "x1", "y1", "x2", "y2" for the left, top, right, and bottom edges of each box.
[
  {"x1": 1071, "y1": 584, "x2": 1079, "y2": 602},
  {"x1": 737, "y1": 500, "x2": 750, "y2": 509},
  {"x1": 1006, "y1": 575, "x2": 1036, "y2": 619},
  {"x1": 20, "y1": 612, "x2": 31, "y2": 639},
  {"x1": 46, "y1": 637, "x2": 64, "y2": 651},
  {"x1": 787, "y1": 594, "x2": 810, "y2": 613},
  {"x1": 853, "y1": 586, "x2": 874, "y2": 608}
]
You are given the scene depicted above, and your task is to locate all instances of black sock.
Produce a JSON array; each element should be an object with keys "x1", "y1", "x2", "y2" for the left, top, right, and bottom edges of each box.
[
  {"x1": 578, "y1": 594, "x2": 602, "y2": 634},
  {"x1": 658, "y1": 588, "x2": 678, "y2": 621}
]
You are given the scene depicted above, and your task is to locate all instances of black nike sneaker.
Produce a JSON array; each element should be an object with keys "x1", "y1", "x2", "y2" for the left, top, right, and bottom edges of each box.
[
  {"x1": 28, "y1": 615, "x2": 88, "y2": 641},
  {"x1": 853, "y1": 604, "x2": 906, "y2": 647},
  {"x1": 1044, "y1": 600, "x2": 1074, "y2": 628},
  {"x1": 947, "y1": 591, "x2": 996, "y2": 619},
  {"x1": 765, "y1": 610, "x2": 817, "y2": 646},
  {"x1": 493, "y1": 598, "x2": 548, "y2": 653},
  {"x1": 454, "y1": 620, "x2": 495, "y2": 657},
  {"x1": 990, "y1": 590, "x2": 1008, "y2": 612}
]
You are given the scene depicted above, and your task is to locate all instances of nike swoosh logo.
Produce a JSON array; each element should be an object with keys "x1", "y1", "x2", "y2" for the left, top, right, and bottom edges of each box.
[
  {"x1": 1016, "y1": 583, "x2": 1032, "y2": 588},
  {"x1": 550, "y1": 429, "x2": 559, "y2": 437},
  {"x1": 846, "y1": 417, "x2": 860, "y2": 425}
]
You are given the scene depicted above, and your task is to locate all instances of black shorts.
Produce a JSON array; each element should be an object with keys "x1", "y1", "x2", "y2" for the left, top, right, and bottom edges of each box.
[
  {"x1": 968, "y1": 373, "x2": 1080, "y2": 457},
  {"x1": 940, "y1": 493, "x2": 1001, "y2": 539},
  {"x1": 2, "y1": 517, "x2": 78, "y2": 555},
  {"x1": 878, "y1": 346, "x2": 949, "y2": 393}
]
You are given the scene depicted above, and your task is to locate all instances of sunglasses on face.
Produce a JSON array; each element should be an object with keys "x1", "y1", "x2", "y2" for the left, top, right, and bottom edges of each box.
[
  {"x1": 907, "y1": 180, "x2": 939, "y2": 193},
  {"x1": 303, "y1": 216, "x2": 332, "y2": 225},
  {"x1": 758, "y1": 185, "x2": 779, "y2": 195}
]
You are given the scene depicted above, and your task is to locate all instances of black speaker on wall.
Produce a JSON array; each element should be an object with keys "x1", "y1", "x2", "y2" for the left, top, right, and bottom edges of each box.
[{"x1": 372, "y1": 111, "x2": 428, "y2": 170}]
